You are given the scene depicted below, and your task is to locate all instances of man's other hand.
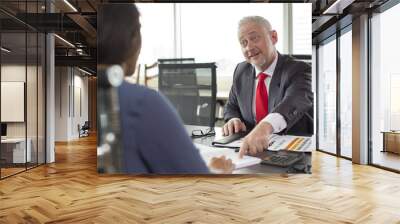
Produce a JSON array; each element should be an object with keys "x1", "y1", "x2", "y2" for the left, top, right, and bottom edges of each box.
[
  {"x1": 222, "y1": 118, "x2": 247, "y2": 136},
  {"x1": 239, "y1": 122, "x2": 273, "y2": 158}
]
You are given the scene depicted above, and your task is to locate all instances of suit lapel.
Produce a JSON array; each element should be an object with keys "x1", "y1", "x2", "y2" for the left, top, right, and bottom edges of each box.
[
  {"x1": 269, "y1": 53, "x2": 284, "y2": 111},
  {"x1": 242, "y1": 65, "x2": 255, "y2": 122}
]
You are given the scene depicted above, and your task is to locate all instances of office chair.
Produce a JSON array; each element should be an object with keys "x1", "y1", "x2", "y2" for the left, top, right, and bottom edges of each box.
[
  {"x1": 144, "y1": 62, "x2": 158, "y2": 87},
  {"x1": 79, "y1": 121, "x2": 90, "y2": 138},
  {"x1": 289, "y1": 54, "x2": 312, "y2": 65},
  {"x1": 158, "y1": 63, "x2": 217, "y2": 128},
  {"x1": 144, "y1": 58, "x2": 195, "y2": 87},
  {"x1": 158, "y1": 58, "x2": 195, "y2": 64},
  {"x1": 135, "y1": 64, "x2": 141, "y2": 84}
]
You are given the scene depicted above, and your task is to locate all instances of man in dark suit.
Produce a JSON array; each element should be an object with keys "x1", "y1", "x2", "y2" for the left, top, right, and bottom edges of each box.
[{"x1": 223, "y1": 16, "x2": 313, "y2": 157}]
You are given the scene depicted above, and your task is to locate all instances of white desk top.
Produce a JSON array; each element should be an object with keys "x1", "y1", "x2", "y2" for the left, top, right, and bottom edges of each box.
[{"x1": 1, "y1": 138, "x2": 28, "y2": 143}]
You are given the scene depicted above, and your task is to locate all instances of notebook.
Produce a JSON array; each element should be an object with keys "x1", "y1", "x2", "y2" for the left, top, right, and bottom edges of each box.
[{"x1": 194, "y1": 143, "x2": 261, "y2": 169}]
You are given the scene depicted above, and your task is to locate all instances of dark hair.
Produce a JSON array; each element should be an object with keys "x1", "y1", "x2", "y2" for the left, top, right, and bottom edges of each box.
[{"x1": 98, "y1": 4, "x2": 141, "y2": 64}]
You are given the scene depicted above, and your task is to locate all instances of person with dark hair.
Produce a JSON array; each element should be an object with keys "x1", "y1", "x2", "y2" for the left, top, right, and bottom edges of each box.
[{"x1": 98, "y1": 4, "x2": 233, "y2": 174}]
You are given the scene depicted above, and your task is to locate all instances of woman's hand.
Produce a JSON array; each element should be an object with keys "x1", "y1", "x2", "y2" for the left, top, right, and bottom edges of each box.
[{"x1": 208, "y1": 156, "x2": 235, "y2": 174}]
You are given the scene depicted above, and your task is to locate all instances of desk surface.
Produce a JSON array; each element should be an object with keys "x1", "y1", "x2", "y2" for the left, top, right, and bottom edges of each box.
[
  {"x1": 381, "y1": 131, "x2": 400, "y2": 134},
  {"x1": 185, "y1": 125, "x2": 312, "y2": 174},
  {"x1": 1, "y1": 138, "x2": 27, "y2": 143}
]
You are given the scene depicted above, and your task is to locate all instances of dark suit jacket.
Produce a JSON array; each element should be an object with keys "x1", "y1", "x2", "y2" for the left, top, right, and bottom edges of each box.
[
  {"x1": 224, "y1": 53, "x2": 313, "y2": 136},
  {"x1": 118, "y1": 81, "x2": 209, "y2": 174}
]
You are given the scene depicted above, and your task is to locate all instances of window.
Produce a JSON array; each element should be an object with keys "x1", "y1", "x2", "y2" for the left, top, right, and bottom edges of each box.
[
  {"x1": 136, "y1": 4, "x2": 175, "y2": 67},
  {"x1": 180, "y1": 3, "x2": 284, "y2": 80},
  {"x1": 339, "y1": 28, "x2": 352, "y2": 158},
  {"x1": 136, "y1": 3, "x2": 313, "y2": 93},
  {"x1": 292, "y1": 3, "x2": 312, "y2": 55},
  {"x1": 317, "y1": 37, "x2": 337, "y2": 155},
  {"x1": 371, "y1": 2, "x2": 400, "y2": 171}
]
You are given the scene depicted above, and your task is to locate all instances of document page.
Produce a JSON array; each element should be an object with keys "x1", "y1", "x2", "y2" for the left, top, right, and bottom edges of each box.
[
  {"x1": 211, "y1": 135, "x2": 313, "y2": 152},
  {"x1": 268, "y1": 134, "x2": 313, "y2": 152},
  {"x1": 194, "y1": 143, "x2": 261, "y2": 169}
]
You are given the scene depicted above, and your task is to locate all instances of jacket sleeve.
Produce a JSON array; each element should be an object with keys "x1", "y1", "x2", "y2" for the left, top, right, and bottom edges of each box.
[
  {"x1": 224, "y1": 64, "x2": 243, "y2": 122},
  {"x1": 271, "y1": 62, "x2": 313, "y2": 133},
  {"x1": 136, "y1": 89, "x2": 210, "y2": 174}
]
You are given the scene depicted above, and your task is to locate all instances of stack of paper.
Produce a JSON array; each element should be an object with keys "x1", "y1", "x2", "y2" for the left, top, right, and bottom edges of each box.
[
  {"x1": 268, "y1": 134, "x2": 312, "y2": 152},
  {"x1": 194, "y1": 143, "x2": 261, "y2": 169},
  {"x1": 211, "y1": 134, "x2": 313, "y2": 152}
]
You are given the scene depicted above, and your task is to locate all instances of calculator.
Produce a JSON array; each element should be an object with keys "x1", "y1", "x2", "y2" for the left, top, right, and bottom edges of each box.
[{"x1": 261, "y1": 150, "x2": 305, "y2": 167}]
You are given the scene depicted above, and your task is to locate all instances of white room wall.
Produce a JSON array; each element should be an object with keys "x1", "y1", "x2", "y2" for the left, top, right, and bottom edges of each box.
[
  {"x1": 71, "y1": 71, "x2": 89, "y2": 139},
  {"x1": 55, "y1": 66, "x2": 69, "y2": 141},
  {"x1": 55, "y1": 67, "x2": 89, "y2": 141},
  {"x1": 1, "y1": 65, "x2": 29, "y2": 138}
]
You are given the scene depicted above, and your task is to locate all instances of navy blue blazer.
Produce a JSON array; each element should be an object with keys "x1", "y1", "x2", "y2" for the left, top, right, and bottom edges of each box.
[{"x1": 118, "y1": 81, "x2": 209, "y2": 174}]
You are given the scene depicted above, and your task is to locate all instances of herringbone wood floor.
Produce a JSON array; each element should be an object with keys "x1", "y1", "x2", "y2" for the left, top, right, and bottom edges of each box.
[{"x1": 1, "y1": 134, "x2": 400, "y2": 224}]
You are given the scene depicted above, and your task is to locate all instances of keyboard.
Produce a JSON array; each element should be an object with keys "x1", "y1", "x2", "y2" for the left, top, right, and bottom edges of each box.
[
  {"x1": 261, "y1": 151, "x2": 305, "y2": 167},
  {"x1": 212, "y1": 131, "x2": 249, "y2": 145}
]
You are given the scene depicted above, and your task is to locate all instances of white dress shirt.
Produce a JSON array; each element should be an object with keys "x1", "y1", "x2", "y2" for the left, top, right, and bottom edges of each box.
[
  {"x1": 230, "y1": 54, "x2": 287, "y2": 133},
  {"x1": 252, "y1": 54, "x2": 287, "y2": 133}
]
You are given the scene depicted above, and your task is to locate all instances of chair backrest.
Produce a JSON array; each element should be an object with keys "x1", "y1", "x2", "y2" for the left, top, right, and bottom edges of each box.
[
  {"x1": 158, "y1": 58, "x2": 195, "y2": 64},
  {"x1": 144, "y1": 58, "x2": 195, "y2": 87},
  {"x1": 158, "y1": 63, "x2": 217, "y2": 128},
  {"x1": 144, "y1": 62, "x2": 158, "y2": 87},
  {"x1": 82, "y1": 121, "x2": 90, "y2": 129},
  {"x1": 135, "y1": 64, "x2": 141, "y2": 84},
  {"x1": 289, "y1": 54, "x2": 311, "y2": 65}
]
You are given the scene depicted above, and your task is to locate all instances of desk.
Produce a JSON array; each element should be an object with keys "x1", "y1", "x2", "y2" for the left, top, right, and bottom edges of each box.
[
  {"x1": 381, "y1": 131, "x2": 400, "y2": 154},
  {"x1": 185, "y1": 125, "x2": 312, "y2": 174},
  {"x1": 1, "y1": 138, "x2": 31, "y2": 164}
]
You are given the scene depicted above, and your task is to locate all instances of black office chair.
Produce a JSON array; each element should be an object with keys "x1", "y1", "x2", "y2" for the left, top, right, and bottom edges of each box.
[
  {"x1": 79, "y1": 121, "x2": 90, "y2": 138},
  {"x1": 158, "y1": 58, "x2": 195, "y2": 64},
  {"x1": 158, "y1": 63, "x2": 217, "y2": 128},
  {"x1": 144, "y1": 58, "x2": 195, "y2": 87},
  {"x1": 289, "y1": 54, "x2": 311, "y2": 65}
]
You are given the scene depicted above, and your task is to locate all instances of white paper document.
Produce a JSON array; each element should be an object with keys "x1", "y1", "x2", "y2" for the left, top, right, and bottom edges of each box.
[
  {"x1": 212, "y1": 135, "x2": 313, "y2": 152},
  {"x1": 268, "y1": 135, "x2": 313, "y2": 152},
  {"x1": 194, "y1": 143, "x2": 261, "y2": 169}
]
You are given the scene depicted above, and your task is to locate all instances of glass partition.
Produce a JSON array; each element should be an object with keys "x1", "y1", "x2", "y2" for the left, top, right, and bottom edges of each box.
[
  {"x1": 0, "y1": 1, "x2": 46, "y2": 179},
  {"x1": 1, "y1": 30, "x2": 27, "y2": 177}
]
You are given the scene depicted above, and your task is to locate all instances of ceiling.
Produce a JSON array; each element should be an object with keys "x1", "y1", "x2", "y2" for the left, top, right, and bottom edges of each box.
[{"x1": 311, "y1": 0, "x2": 390, "y2": 43}]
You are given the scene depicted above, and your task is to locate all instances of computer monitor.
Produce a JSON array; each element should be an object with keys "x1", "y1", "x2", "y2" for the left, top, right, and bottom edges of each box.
[{"x1": 1, "y1": 123, "x2": 7, "y2": 137}]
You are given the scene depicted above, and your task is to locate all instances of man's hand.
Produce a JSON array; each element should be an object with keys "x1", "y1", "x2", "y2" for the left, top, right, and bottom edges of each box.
[
  {"x1": 239, "y1": 122, "x2": 273, "y2": 158},
  {"x1": 208, "y1": 156, "x2": 235, "y2": 174},
  {"x1": 222, "y1": 118, "x2": 247, "y2": 136}
]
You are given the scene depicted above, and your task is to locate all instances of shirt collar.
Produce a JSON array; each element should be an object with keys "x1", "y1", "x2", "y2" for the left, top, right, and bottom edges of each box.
[{"x1": 254, "y1": 52, "x2": 278, "y2": 78}]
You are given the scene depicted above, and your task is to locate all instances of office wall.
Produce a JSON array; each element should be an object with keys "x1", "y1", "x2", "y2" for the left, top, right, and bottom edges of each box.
[
  {"x1": 55, "y1": 66, "x2": 69, "y2": 141},
  {"x1": 0, "y1": 65, "x2": 40, "y2": 138},
  {"x1": 73, "y1": 72, "x2": 89, "y2": 138},
  {"x1": 54, "y1": 67, "x2": 89, "y2": 141},
  {"x1": 88, "y1": 77, "x2": 97, "y2": 131}
]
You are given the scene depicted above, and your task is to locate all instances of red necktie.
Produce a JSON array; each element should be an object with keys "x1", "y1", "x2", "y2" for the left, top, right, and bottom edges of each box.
[{"x1": 256, "y1": 72, "x2": 268, "y2": 123}]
